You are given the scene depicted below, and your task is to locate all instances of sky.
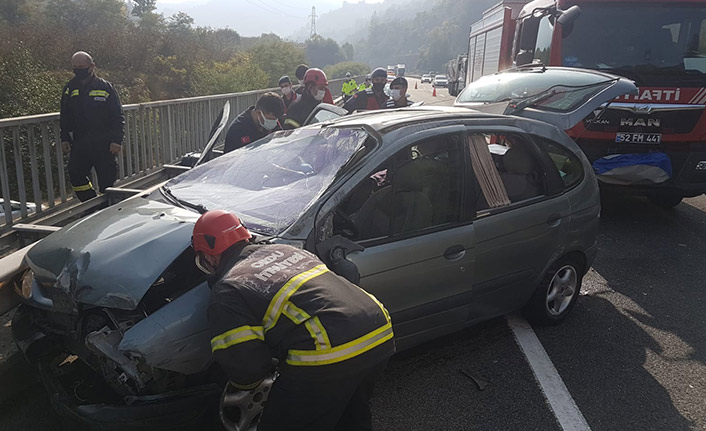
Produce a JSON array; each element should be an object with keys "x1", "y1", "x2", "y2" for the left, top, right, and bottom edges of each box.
[{"x1": 155, "y1": 0, "x2": 385, "y2": 37}]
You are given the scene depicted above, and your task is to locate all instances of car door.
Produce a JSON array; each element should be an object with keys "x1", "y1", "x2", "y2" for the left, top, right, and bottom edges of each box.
[
  {"x1": 464, "y1": 128, "x2": 571, "y2": 319},
  {"x1": 454, "y1": 66, "x2": 638, "y2": 130},
  {"x1": 316, "y1": 128, "x2": 476, "y2": 349}
]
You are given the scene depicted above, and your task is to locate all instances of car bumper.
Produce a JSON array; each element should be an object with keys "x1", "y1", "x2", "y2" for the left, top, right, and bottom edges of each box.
[{"x1": 12, "y1": 305, "x2": 220, "y2": 431}]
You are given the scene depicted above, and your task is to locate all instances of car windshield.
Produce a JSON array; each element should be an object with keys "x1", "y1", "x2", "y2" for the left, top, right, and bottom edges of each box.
[
  {"x1": 562, "y1": 3, "x2": 706, "y2": 85},
  {"x1": 165, "y1": 127, "x2": 369, "y2": 235},
  {"x1": 456, "y1": 69, "x2": 614, "y2": 112},
  {"x1": 435, "y1": 75, "x2": 446, "y2": 79}
]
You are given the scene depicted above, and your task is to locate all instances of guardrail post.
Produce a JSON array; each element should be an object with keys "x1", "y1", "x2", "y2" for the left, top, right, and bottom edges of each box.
[
  {"x1": 0, "y1": 129, "x2": 13, "y2": 225},
  {"x1": 27, "y1": 126, "x2": 42, "y2": 214}
]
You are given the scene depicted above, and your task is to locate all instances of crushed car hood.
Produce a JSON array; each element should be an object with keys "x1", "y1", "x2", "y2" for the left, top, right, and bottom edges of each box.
[{"x1": 26, "y1": 197, "x2": 199, "y2": 311}]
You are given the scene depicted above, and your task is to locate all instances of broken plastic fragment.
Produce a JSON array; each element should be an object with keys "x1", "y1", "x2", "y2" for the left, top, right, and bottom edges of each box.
[{"x1": 460, "y1": 368, "x2": 489, "y2": 390}]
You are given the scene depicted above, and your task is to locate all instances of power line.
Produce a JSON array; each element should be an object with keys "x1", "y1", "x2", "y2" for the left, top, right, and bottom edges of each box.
[{"x1": 260, "y1": 0, "x2": 308, "y2": 18}]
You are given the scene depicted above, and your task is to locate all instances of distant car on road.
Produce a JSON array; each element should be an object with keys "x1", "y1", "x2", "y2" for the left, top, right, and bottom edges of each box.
[
  {"x1": 421, "y1": 74, "x2": 432, "y2": 83},
  {"x1": 432, "y1": 74, "x2": 448, "y2": 87}
]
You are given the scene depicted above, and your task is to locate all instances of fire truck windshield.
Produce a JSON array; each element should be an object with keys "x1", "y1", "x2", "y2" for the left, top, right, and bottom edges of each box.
[{"x1": 562, "y1": 3, "x2": 706, "y2": 85}]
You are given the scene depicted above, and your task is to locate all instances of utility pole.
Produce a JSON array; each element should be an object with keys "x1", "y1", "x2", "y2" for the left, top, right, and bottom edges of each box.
[{"x1": 309, "y1": 6, "x2": 317, "y2": 39}]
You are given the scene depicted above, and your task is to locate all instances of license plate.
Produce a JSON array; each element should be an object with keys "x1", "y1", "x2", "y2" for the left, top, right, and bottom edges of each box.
[{"x1": 615, "y1": 133, "x2": 661, "y2": 144}]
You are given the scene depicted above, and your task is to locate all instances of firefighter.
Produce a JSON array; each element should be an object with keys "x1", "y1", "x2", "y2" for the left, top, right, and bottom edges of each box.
[
  {"x1": 341, "y1": 72, "x2": 358, "y2": 101},
  {"x1": 192, "y1": 210, "x2": 394, "y2": 431},
  {"x1": 359, "y1": 74, "x2": 372, "y2": 91},
  {"x1": 294, "y1": 64, "x2": 334, "y2": 104},
  {"x1": 343, "y1": 67, "x2": 389, "y2": 113},
  {"x1": 284, "y1": 68, "x2": 328, "y2": 129},
  {"x1": 60, "y1": 51, "x2": 124, "y2": 201},
  {"x1": 224, "y1": 92, "x2": 284, "y2": 153},
  {"x1": 279, "y1": 76, "x2": 297, "y2": 112},
  {"x1": 384, "y1": 77, "x2": 414, "y2": 108}
]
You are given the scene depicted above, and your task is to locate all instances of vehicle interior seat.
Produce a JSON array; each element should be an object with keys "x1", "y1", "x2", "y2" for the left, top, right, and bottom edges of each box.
[{"x1": 500, "y1": 145, "x2": 542, "y2": 202}]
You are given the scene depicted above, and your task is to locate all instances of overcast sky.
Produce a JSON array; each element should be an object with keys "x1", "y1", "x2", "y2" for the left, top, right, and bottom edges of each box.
[{"x1": 155, "y1": 0, "x2": 385, "y2": 37}]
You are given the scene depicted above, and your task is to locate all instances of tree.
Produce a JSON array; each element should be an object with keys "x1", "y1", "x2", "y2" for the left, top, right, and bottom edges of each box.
[
  {"x1": 324, "y1": 61, "x2": 369, "y2": 79},
  {"x1": 167, "y1": 11, "x2": 194, "y2": 32},
  {"x1": 305, "y1": 36, "x2": 345, "y2": 69},
  {"x1": 249, "y1": 39, "x2": 306, "y2": 86},
  {"x1": 342, "y1": 42, "x2": 354, "y2": 61},
  {"x1": 131, "y1": 0, "x2": 156, "y2": 17},
  {"x1": 190, "y1": 54, "x2": 269, "y2": 96}
]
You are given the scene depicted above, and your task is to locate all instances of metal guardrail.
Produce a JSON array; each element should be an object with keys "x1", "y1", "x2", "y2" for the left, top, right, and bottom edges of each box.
[{"x1": 0, "y1": 76, "x2": 351, "y2": 233}]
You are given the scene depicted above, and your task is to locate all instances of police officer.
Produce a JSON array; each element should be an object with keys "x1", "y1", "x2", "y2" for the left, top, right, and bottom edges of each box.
[
  {"x1": 279, "y1": 76, "x2": 297, "y2": 111},
  {"x1": 341, "y1": 72, "x2": 358, "y2": 101},
  {"x1": 60, "y1": 51, "x2": 124, "y2": 201},
  {"x1": 284, "y1": 68, "x2": 328, "y2": 129},
  {"x1": 385, "y1": 77, "x2": 414, "y2": 108},
  {"x1": 224, "y1": 92, "x2": 284, "y2": 153},
  {"x1": 294, "y1": 64, "x2": 334, "y2": 104},
  {"x1": 360, "y1": 74, "x2": 372, "y2": 91},
  {"x1": 343, "y1": 67, "x2": 389, "y2": 113},
  {"x1": 193, "y1": 210, "x2": 394, "y2": 431}
]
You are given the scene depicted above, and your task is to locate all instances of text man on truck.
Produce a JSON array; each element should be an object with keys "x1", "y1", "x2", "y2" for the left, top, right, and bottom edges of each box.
[{"x1": 460, "y1": 0, "x2": 706, "y2": 208}]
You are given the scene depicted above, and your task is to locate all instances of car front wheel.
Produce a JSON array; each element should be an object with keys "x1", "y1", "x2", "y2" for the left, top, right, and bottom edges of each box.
[{"x1": 524, "y1": 258, "x2": 582, "y2": 325}]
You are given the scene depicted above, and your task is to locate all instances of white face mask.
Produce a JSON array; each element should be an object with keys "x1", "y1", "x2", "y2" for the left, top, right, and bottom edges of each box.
[
  {"x1": 313, "y1": 89, "x2": 326, "y2": 101},
  {"x1": 281, "y1": 86, "x2": 292, "y2": 96},
  {"x1": 390, "y1": 89, "x2": 403, "y2": 101},
  {"x1": 258, "y1": 111, "x2": 278, "y2": 131}
]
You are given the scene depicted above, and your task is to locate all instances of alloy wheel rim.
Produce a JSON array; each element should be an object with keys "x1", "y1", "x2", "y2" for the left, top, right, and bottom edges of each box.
[{"x1": 545, "y1": 265, "x2": 578, "y2": 316}]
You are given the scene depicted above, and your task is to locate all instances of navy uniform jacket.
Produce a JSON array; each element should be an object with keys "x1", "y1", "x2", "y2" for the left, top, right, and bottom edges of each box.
[
  {"x1": 60, "y1": 75, "x2": 124, "y2": 148},
  {"x1": 208, "y1": 244, "x2": 395, "y2": 388},
  {"x1": 224, "y1": 106, "x2": 266, "y2": 153}
]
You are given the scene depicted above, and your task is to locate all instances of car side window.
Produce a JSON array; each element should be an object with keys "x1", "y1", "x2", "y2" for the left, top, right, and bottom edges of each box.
[
  {"x1": 334, "y1": 134, "x2": 465, "y2": 242},
  {"x1": 536, "y1": 138, "x2": 584, "y2": 189},
  {"x1": 467, "y1": 132, "x2": 546, "y2": 211}
]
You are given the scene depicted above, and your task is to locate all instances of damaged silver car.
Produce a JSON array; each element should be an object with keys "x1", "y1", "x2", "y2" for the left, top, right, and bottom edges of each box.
[{"x1": 12, "y1": 69, "x2": 636, "y2": 430}]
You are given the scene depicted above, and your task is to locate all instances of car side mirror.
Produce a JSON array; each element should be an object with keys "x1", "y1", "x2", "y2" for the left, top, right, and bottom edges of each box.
[
  {"x1": 316, "y1": 235, "x2": 364, "y2": 285},
  {"x1": 557, "y1": 5, "x2": 581, "y2": 27}
]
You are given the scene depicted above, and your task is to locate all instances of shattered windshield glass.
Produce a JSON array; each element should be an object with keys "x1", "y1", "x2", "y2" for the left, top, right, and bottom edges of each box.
[
  {"x1": 456, "y1": 69, "x2": 614, "y2": 112},
  {"x1": 166, "y1": 127, "x2": 369, "y2": 235}
]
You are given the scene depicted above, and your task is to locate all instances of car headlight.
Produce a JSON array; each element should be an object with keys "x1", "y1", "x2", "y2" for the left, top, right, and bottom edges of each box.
[{"x1": 16, "y1": 270, "x2": 33, "y2": 300}]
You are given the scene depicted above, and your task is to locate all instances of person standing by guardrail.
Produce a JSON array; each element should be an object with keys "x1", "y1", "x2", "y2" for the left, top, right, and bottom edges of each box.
[
  {"x1": 343, "y1": 67, "x2": 389, "y2": 113},
  {"x1": 60, "y1": 51, "x2": 124, "y2": 201},
  {"x1": 279, "y1": 76, "x2": 297, "y2": 112},
  {"x1": 284, "y1": 68, "x2": 328, "y2": 129}
]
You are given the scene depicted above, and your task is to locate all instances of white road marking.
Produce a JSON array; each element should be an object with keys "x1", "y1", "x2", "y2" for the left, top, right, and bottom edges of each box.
[{"x1": 507, "y1": 314, "x2": 592, "y2": 431}]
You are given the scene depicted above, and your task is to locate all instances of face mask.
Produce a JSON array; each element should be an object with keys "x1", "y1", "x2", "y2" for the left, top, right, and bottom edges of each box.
[
  {"x1": 281, "y1": 86, "x2": 292, "y2": 96},
  {"x1": 372, "y1": 82, "x2": 385, "y2": 92},
  {"x1": 390, "y1": 89, "x2": 402, "y2": 100},
  {"x1": 314, "y1": 89, "x2": 326, "y2": 101},
  {"x1": 73, "y1": 67, "x2": 91, "y2": 79},
  {"x1": 258, "y1": 111, "x2": 278, "y2": 131}
]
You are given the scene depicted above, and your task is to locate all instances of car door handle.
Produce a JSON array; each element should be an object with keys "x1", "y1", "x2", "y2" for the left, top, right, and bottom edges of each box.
[
  {"x1": 547, "y1": 213, "x2": 561, "y2": 227},
  {"x1": 444, "y1": 245, "x2": 466, "y2": 261}
]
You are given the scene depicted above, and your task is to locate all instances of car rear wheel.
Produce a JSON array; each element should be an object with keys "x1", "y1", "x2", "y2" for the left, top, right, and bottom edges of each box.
[{"x1": 524, "y1": 258, "x2": 582, "y2": 325}]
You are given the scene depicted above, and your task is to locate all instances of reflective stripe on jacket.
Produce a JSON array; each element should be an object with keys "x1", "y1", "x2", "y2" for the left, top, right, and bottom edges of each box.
[{"x1": 208, "y1": 244, "x2": 394, "y2": 387}]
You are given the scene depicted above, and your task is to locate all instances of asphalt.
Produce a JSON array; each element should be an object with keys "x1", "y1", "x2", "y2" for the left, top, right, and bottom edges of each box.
[{"x1": 3, "y1": 80, "x2": 706, "y2": 430}]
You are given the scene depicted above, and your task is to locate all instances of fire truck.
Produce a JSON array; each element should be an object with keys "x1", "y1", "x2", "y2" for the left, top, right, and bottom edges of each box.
[{"x1": 461, "y1": 0, "x2": 706, "y2": 207}]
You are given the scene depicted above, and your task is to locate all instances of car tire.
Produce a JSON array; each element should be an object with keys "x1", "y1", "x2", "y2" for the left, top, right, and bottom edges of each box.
[
  {"x1": 648, "y1": 195, "x2": 683, "y2": 209},
  {"x1": 523, "y1": 257, "x2": 582, "y2": 326}
]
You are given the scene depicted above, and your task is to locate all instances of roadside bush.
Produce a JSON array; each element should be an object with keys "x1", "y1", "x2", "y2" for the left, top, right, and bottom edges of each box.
[
  {"x1": 324, "y1": 61, "x2": 371, "y2": 79},
  {"x1": 190, "y1": 54, "x2": 269, "y2": 96}
]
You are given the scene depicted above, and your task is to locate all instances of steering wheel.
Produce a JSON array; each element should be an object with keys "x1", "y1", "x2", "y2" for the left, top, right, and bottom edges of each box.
[{"x1": 334, "y1": 208, "x2": 360, "y2": 239}]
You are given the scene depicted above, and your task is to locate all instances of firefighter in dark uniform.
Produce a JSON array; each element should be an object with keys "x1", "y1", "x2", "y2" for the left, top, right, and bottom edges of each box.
[
  {"x1": 192, "y1": 210, "x2": 394, "y2": 431},
  {"x1": 224, "y1": 92, "x2": 284, "y2": 153},
  {"x1": 294, "y1": 64, "x2": 334, "y2": 104},
  {"x1": 385, "y1": 77, "x2": 414, "y2": 108},
  {"x1": 284, "y1": 68, "x2": 328, "y2": 130},
  {"x1": 343, "y1": 67, "x2": 389, "y2": 113},
  {"x1": 60, "y1": 51, "x2": 124, "y2": 201}
]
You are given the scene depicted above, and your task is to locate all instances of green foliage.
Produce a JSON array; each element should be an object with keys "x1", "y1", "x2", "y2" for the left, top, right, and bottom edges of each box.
[
  {"x1": 249, "y1": 38, "x2": 307, "y2": 87},
  {"x1": 131, "y1": 0, "x2": 156, "y2": 17},
  {"x1": 0, "y1": 45, "x2": 67, "y2": 118},
  {"x1": 190, "y1": 54, "x2": 269, "y2": 96},
  {"x1": 342, "y1": 42, "x2": 354, "y2": 61},
  {"x1": 306, "y1": 36, "x2": 345, "y2": 68},
  {"x1": 324, "y1": 62, "x2": 370, "y2": 79}
]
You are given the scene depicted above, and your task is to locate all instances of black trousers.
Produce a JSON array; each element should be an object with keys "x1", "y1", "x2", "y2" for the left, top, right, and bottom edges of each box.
[
  {"x1": 257, "y1": 361, "x2": 387, "y2": 431},
  {"x1": 68, "y1": 144, "x2": 117, "y2": 201}
]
